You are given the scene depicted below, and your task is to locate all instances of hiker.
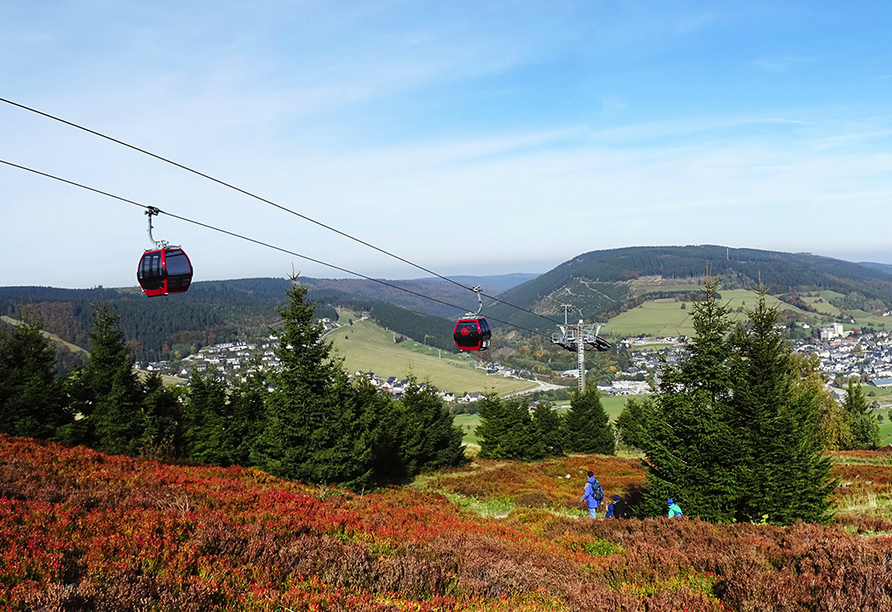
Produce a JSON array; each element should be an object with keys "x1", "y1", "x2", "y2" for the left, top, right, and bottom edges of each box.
[
  {"x1": 605, "y1": 494, "x2": 626, "y2": 519},
  {"x1": 580, "y1": 471, "x2": 603, "y2": 518},
  {"x1": 667, "y1": 498, "x2": 683, "y2": 518}
]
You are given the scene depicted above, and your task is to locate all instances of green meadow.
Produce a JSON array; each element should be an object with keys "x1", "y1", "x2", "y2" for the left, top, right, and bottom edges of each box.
[
  {"x1": 602, "y1": 290, "x2": 814, "y2": 337},
  {"x1": 801, "y1": 291, "x2": 844, "y2": 317},
  {"x1": 329, "y1": 310, "x2": 538, "y2": 396}
]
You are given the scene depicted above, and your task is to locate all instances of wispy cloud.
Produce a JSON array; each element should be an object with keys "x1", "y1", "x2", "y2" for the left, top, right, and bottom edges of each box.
[{"x1": 752, "y1": 55, "x2": 814, "y2": 74}]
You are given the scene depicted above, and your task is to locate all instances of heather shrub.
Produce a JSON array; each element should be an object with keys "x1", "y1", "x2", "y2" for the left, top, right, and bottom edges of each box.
[
  {"x1": 857, "y1": 516, "x2": 892, "y2": 534},
  {"x1": 188, "y1": 518, "x2": 247, "y2": 557},
  {"x1": 10, "y1": 436, "x2": 892, "y2": 611},
  {"x1": 446, "y1": 479, "x2": 492, "y2": 498},
  {"x1": 715, "y1": 565, "x2": 892, "y2": 612},
  {"x1": 23, "y1": 570, "x2": 225, "y2": 612},
  {"x1": 513, "y1": 490, "x2": 553, "y2": 508},
  {"x1": 429, "y1": 532, "x2": 579, "y2": 598},
  {"x1": 635, "y1": 587, "x2": 722, "y2": 612},
  {"x1": 563, "y1": 580, "x2": 640, "y2": 611},
  {"x1": 376, "y1": 553, "x2": 451, "y2": 598}
]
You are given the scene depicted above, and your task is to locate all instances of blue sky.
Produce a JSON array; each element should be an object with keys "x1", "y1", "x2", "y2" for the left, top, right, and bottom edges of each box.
[{"x1": 2, "y1": 1, "x2": 892, "y2": 288}]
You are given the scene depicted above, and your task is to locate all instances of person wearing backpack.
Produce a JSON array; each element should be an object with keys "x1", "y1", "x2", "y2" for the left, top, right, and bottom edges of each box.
[
  {"x1": 667, "y1": 498, "x2": 683, "y2": 518},
  {"x1": 580, "y1": 471, "x2": 603, "y2": 518}
]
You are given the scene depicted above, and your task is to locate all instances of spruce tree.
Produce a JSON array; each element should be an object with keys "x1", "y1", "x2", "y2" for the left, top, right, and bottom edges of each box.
[
  {"x1": 223, "y1": 363, "x2": 268, "y2": 467},
  {"x1": 640, "y1": 277, "x2": 740, "y2": 521},
  {"x1": 614, "y1": 396, "x2": 653, "y2": 450},
  {"x1": 562, "y1": 385, "x2": 614, "y2": 455},
  {"x1": 476, "y1": 394, "x2": 539, "y2": 460},
  {"x1": 530, "y1": 401, "x2": 564, "y2": 459},
  {"x1": 72, "y1": 305, "x2": 144, "y2": 455},
  {"x1": 352, "y1": 377, "x2": 406, "y2": 485},
  {"x1": 138, "y1": 371, "x2": 184, "y2": 460},
  {"x1": 730, "y1": 290, "x2": 835, "y2": 524},
  {"x1": 0, "y1": 319, "x2": 66, "y2": 439},
  {"x1": 252, "y1": 279, "x2": 368, "y2": 486},
  {"x1": 844, "y1": 380, "x2": 880, "y2": 450},
  {"x1": 183, "y1": 368, "x2": 229, "y2": 465},
  {"x1": 397, "y1": 380, "x2": 466, "y2": 473},
  {"x1": 475, "y1": 393, "x2": 512, "y2": 460}
]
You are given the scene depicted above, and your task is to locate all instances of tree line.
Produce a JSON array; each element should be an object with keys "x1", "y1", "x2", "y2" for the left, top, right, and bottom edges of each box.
[
  {"x1": 472, "y1": 385, "x2": 616, "y2": 461},
  {"x1": 490, "y1": 246, "x2": 892, "y2": 332},
  {"x1": 1, "y1": 281, "x2": 456, "y2": 365},
  {"x1": 0, "y1": 281, "x2": 466, "y2": 490}
]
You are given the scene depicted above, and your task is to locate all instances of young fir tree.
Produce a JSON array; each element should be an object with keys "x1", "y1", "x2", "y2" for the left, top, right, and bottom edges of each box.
[
  {"x1": 71, "y1": 305, "x2": 145, "y2": 455},
  {"x1": 614, "y1": 395, "x2": 653, "y2": 451},
  {"x1": 223, "y1": 362, "x2": 268, "y2": 468},
  {"x1": 475, "y1": 393, "x2": 511, "y2": 460},
  {"x1": 639, "y1": 277, "x2": 741, "y2": 521},
  {"x1": 397, "y1": 380, "x2": 466, "y2": 474},
  {"x1": 351, "y1": 377, "x2": 407, "y2": 485},
  {"x1": 138, "y1": 371, "x2": 184, "y2": 460},
  {"x1": 530, "y1": 401, "x2": 564, "y2": 459},
  {"x1": 251, "y1": 279, "x2": 371, "y2": 487},
  {"x1": 562, "y1": 385, "x2": 614, "y2": 455},
  {"x1": 844, "y1": 380, "x2": 881, "y2": 450},
  {"x1": 729, "y1": 290, "x2": 835, "y2": 524},
  {"x1": 476, "y1": 394, "x2": 537, "y2": 460},
  {"x1": 183, "y1": 367, "x2": 229, "y2": 465},
  {"x1": 0, "y1": 319, "x2": 66, "y2": 439}
]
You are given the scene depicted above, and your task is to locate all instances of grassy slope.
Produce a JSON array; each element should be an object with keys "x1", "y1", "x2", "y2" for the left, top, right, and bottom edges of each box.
[
  {"x1": 601, "y1": 290, "x2": 813, "y2": 337},
  {"x1": 329, "y1": 310, "x2": 538, "y2": 396},
  {"x1": 1, "y1": 314, "x2": 89, "y2": 355}
]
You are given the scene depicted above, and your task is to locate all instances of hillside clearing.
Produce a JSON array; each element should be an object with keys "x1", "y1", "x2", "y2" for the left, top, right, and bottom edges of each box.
[{"x1": 330, "y1": 310, "x2": 540, "y2": 396}]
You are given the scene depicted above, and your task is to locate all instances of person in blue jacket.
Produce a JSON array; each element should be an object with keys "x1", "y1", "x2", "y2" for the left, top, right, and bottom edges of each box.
[
  {"x1": 667, "y1": 498, "x2": 683, "y2": 518},
  {"x1": 605, "y1": 494, "x2": 626, "y2": 519},
  {"x1": 580, "y1": 471, "x2": 603, "y2": 518}
]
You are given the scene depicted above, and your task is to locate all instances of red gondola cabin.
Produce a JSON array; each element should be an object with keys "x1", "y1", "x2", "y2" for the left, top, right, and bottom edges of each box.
[
  {"x1": 453, "y1": 317, "x2": 491, "y2": 351},
  {"x1": 137, "y1": 248, "x2": 193, "y2": 297}
]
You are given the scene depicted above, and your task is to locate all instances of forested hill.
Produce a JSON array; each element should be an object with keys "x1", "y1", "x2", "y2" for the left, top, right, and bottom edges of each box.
[
  {"x1": 0, "y1": 281, "x2": 294, "y2": 364},
  {"x1": 0, "y1": 273, "x2": 531, "y2": 363},
  {"x1": 862, "y1": 261, "x2": 892, "y2": 277},
  {"x1": 487, "y1": 245, "x2": 892, "y2": 331}
]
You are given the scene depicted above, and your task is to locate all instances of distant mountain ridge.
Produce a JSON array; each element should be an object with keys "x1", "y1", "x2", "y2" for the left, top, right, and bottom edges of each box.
[
  {"x1": 861, "y1": 261, "x2": 892, "y2": 277},
  {"x1": 487, "y1": 245, "x2": 892, "y2": 331}
]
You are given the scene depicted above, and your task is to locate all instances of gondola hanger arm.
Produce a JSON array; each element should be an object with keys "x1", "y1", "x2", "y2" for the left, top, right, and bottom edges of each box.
[
  {"x1": 465, "y1": 285, "x2": 483, "y2": 317},
  {"x1": 146, "y1": 206, "x2": 168, "y2": 249}
]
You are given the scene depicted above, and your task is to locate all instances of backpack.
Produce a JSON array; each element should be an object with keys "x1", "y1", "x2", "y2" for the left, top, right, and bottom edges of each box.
[{"x1": 592, "y1": 480, "x2": 603, "y2": 501}]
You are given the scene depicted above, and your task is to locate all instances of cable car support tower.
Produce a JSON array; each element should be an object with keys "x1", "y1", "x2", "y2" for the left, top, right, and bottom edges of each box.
[{"x1": 551, "y1": 304, "x2": 611, "y2": 392}]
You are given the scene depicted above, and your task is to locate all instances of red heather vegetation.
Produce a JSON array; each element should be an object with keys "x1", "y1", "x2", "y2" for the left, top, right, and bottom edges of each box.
[{"x1": 4, "y1": 436, "x2": 892, "y2": 611}]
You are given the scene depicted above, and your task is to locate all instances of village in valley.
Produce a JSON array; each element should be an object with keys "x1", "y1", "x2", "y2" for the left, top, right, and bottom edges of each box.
[{"x1": 141, "y1": 316, "x2": 892, "y2": 413}]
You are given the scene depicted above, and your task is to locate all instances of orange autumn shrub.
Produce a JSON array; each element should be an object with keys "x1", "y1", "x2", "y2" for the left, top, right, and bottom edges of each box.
[{"x1": 4, "y1": 434, "x2": 892, "y2": 611}]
